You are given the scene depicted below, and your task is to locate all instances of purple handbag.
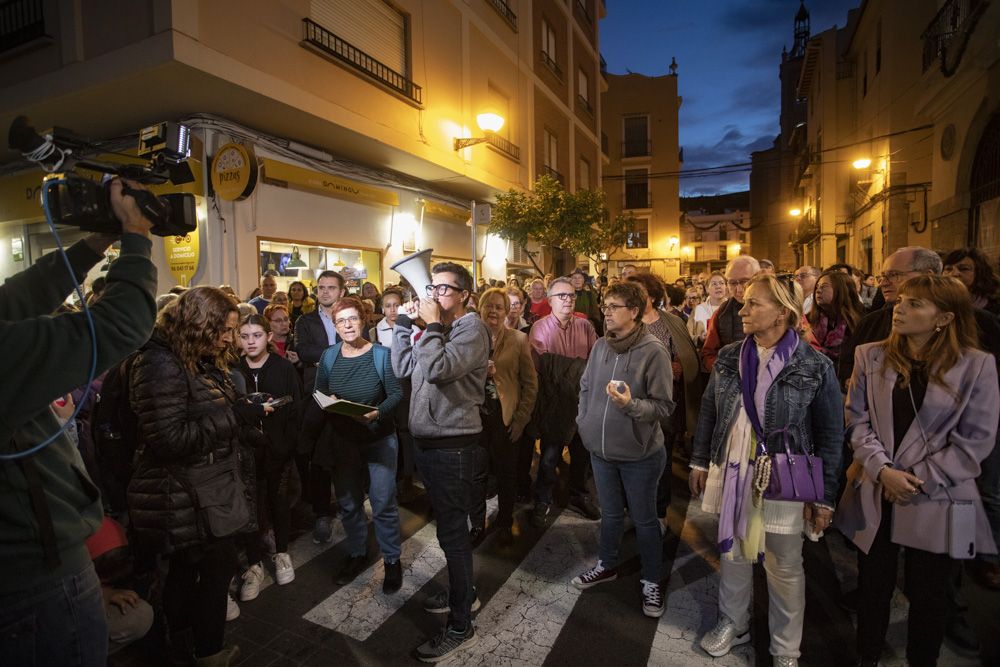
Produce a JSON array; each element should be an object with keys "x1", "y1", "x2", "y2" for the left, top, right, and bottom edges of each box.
[{"x1": 764, "y1": 452, "x2": 825, "y2": 502}]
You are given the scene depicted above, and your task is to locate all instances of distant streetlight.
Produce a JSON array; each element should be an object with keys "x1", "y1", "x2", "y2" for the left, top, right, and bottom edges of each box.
[
  {"x1": 789, "y1": 208, "x2": 802, "y2": 217},
  {"x1": 852, "y1": 157, "x2": 872, "y2": 170}
]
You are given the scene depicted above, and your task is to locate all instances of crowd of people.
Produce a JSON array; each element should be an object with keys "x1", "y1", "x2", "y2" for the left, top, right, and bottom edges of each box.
[{"x1": 3, "y1": 182, "x2": 998, "y2": 666}]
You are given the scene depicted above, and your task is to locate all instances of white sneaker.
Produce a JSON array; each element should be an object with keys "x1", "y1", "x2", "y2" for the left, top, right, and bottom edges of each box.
[
  {"x1": 240, "y1": 563, "x2": 265, "y2": 601},
  {"x1": 226, "y1": 593, "x2": 240, "y2": 621},
  {"x1": 273, "y1": 552, "x2": 295, "y2": 585}
]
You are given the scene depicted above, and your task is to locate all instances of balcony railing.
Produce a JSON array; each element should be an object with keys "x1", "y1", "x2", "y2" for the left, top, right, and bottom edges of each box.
[
  {"x1": 540, "y1": 50, "x2": 563, "y2": 79},
  {"x1": 622, "y1": 139, "x2": 651, "y2": 157},
  {"x1": 0, "y1": 0, "x2": 46, "y2": 53},
  {"x1": 485, "y1": 0, "x2": 517, "y2": 31},
  {"x1": 577, "y1": 95, "x2": 593, "y2": 116},
  {"x1": 921, "y1": 0, "x2": 988, "y2": 75},
  {"x1": 542, "y1": 165, "x2": 564, "y2": 184},
  {"x1": 486, "y1": 134, "x2": 520, "y2": 162},
  {"x1": 302, "y1": 18, "x2": 422, "y2": 105},
  {"x1": 574, "y1": 0, "x2": 594, "y2": 25}
]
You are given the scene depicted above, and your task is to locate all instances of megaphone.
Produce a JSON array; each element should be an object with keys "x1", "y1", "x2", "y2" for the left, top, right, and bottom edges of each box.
[{"x1": 389, "y1": 248, "x2": 433, "y2": 300}]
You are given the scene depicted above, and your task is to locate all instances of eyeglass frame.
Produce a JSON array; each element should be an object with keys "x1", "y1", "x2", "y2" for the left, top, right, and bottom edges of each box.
[
  {"x1": 548, "y1": 292, "x2": 577, "y2": 301},
  {"x1": 425, "y1": 283, "x2": 464, "y2": 297},
  {"x1": 726, "y1": 278, "x2": 752, "y2": 289},
  {"x1": 876, "y1": 269, "x2": 916, "y2": 284},
  {"x1": 334, "y1": 315, "x2": 362, "y2": 327},
  {"x1": 599, "y1": 303, "x2": 633, "y2": 314}
]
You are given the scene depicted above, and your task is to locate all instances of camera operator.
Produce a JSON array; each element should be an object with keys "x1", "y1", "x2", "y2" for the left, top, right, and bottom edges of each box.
[{"x1": 0, "y1": 178, "x2": 157, "y2": 667}]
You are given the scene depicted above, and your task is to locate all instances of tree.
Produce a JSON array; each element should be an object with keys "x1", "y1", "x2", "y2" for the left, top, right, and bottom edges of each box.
[{"x1": 489, "y1": 174, "x2": 636, "y2": 275}]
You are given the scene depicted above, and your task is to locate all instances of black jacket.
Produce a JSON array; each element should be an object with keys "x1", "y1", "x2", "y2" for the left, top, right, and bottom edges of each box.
[
  {"x1": 532, "y1": 353, "x2": 588, "y2": 445},
  {"x1": 127, "y1": 335, "x2": 248, "y2": 554},
  {"x1": 294, "y1": 310, "x2": 335, "y2": 392},
  {"x1": 237, "y1": 353, "x2": 303, "y2": 466},
  {"x1": 838, "y1": 303, "x2": 1000, "y2": 387}
]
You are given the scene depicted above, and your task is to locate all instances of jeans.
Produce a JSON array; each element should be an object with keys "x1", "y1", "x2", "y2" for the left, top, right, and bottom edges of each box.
[
  {"x1": 0, "y1": 562, "x2": 107, "y2": 666},
  {"x1": 163, "y1": 540, "x2": 238, "y2": 658},
  {"x1": 590, "y1": 448, "x2": 666, "y2": 582},
  {"x1": 415, "y1": 444, "x2": 486, "y2": 631},
  {"x1": 534, "y1": 432, "x2": 590, "y2": 504},
  {"x1": 858, "y1": 500, "x2": 955, "y2": 667},
  {"x1": 655, "y1": 423, "x2": 676, "y2": 516},
  {"x1": 333, "y1": 433, "x2": 402, "y2": 561},
  {"x1": 719, "y1": 532, "x2": 805, "y2": 659},
  {"x1": 246, "y1": 449, "x2": 293, "y2": 564}
]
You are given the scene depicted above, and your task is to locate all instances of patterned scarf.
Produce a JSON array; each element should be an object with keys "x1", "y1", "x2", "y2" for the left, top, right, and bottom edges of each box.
[
  {"x1": 810, "y1": 313, "x2": 848, "y2": 361},
  {"x1": 716, "y1": 328, "x2": 799, "y2": 561}
]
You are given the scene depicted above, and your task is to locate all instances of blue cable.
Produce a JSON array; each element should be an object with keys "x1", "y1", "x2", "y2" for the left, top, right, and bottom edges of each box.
[{"x1": 0, "y1": 178, "x2": 100, "y2": 461}]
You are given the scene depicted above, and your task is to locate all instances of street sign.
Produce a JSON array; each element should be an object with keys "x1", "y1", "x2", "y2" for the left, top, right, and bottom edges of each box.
[{"x1": 474, "y1": 202, "x2": 491, "y2": 226}]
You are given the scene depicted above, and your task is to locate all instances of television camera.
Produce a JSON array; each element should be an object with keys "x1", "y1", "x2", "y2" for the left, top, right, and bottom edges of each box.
[{"x1": 8, "y1": 116, "x2": 197, "y2": 237}]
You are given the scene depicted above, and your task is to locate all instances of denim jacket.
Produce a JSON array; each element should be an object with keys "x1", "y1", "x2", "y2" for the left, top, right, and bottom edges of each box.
[{"x1": 690, "y1": 337, "x2": 845, "y2": 506}]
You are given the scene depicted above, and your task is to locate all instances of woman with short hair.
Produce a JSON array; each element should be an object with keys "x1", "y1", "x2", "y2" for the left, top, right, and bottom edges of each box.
[
  {"x1": 837, "y1": 275, "x2": 998, "y2": 667},
  {"x1": 689, "y1": 271, "x2": 727, "y2": 343},
  {"x1": 571, "y1": 281, "x2": 675, "y2": 618},
  {"x1": 689, "y1": 274, "x2": 844, "y2": 666},
  {"x1": 314, "y1": 297, "x2": 404, "y2": 593}
]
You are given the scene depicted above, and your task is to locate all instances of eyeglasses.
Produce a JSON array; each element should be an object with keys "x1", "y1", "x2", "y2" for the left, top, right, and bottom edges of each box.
[
  {"x1": 727, "y1": 278, "x2": 751, "y2": 288},
  {"x1": 876, "y1": 270, "x2": 912, "y2": 284},
  {"x1": 600, "y1": 303, "x2": 629, "y2": 314},
  {"x1": 334, "y1": 315, "x2": 361, "y2": 326},
  {"x1": 269, "y1": 317, "x2": 289, "y2": 324},
  {"x1": 426, "y1": 283, "x2": 462, "y2": 297},
  {"x1": 549, "y1": 292, "x2": 576, "y2": 301}
]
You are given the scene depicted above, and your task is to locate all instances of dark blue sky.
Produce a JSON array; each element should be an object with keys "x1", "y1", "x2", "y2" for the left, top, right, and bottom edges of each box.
[{"x1": 601, "y1": 0, "x2": 857, "y2": 196}]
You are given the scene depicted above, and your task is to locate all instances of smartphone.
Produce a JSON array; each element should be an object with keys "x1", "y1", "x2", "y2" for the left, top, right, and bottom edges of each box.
[{"x1": 264, "y1": 395, "x2": 294, "y2": 409}]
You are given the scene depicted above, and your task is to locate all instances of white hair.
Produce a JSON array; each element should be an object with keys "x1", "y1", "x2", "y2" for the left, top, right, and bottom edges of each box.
[
  {"x1": 547, "y1": 277, "x2": 574, "y2": 296},
  {"x1": 725, "y1": 255, "x2": 761, "y2": 276},
  {"x1": 894, "y1": 246, "x2": 943, "y2": 275}
]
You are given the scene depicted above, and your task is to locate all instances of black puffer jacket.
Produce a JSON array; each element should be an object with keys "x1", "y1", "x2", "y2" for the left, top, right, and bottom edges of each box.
[{"x1": 127, "y1": 334, "x2": 246, "y2": 554}]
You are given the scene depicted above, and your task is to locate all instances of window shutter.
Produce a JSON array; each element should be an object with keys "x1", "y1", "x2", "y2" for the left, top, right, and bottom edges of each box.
[{"x1": 310, "y1": 0, "x2": 407, "y2": 76}]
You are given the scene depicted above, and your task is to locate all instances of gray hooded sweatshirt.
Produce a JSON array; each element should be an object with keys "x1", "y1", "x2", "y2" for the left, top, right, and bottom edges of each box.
[
  {"x1": 576, "y1": 332, "x2": 675, "y2": 461},
  {"x1": 391, "y1": 312, "x2": 490, "y2": 442}
]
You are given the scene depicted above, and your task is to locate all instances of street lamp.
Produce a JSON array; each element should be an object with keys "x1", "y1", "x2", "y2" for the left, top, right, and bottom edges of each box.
[
  {"x1": 789, "y1": 208, "x2": 802, "y2": 217},
  {"x1": 454, "y1": 113, "x2": 506, "y2": 150},
  {"x1": 852, "y1": 157, "x2": 872, "y2": 170}
]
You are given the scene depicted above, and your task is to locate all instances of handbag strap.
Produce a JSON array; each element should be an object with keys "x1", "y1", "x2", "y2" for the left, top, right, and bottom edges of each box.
[{"x1": 907, "y1": 384, "x2": 955, "y2": 504}]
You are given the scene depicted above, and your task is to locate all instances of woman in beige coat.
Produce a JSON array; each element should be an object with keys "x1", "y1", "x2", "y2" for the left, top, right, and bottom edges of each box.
[{"x1": 473, "y1": 288, "x2": 538, "y2": 543}]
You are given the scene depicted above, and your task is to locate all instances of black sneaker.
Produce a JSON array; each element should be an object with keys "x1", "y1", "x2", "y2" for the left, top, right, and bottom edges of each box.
[
  {"x1": 414, "y1": 624, "x2": 478, "y2": 663},
  {"x1": 423, "y1": 588, "x2": 481, "y2": 614},
  {"x1": 569, "y1": 494, "x2": 601, "y2": 520},
  {"x1": 334, "y1": 555, "x2": 367, "y2": 585},
  {"x1": 383, "y1": 560, "x2": 403, "y2": 594},
  {"x1": 531, "y1": 502, "x2": 550, "y2": 528},
  {"x1": 641, "y1": 580, "x2": 664, "y2": 618}
]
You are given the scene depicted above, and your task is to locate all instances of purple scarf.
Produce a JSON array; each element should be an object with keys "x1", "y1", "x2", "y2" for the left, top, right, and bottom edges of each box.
[{"x1": 716, "y1": 328, "x2": 799, "y2": 558}]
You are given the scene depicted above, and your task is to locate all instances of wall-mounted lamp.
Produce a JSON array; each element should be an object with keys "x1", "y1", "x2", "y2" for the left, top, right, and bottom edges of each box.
[
  {"x1": 286, "y1": 245, "x2": 309, "y2": 270},
  {"x1": 852, "y1": 158, "x2": 872, "y2": 170},
  {"x1": 789, "y1": 208, "x2": 802, "y2": 217},
  {"x1": 454, "y1": 113, "x2": 506, "y2": 151},
  {"x1": 668, "y1": 235, "x2": 679, "y2": 247}
]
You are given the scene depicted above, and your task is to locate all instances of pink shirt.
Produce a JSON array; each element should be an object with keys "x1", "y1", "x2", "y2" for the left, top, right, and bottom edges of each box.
[{"x1": 528, "y1": 314, "x2": 597, "y2": 368}]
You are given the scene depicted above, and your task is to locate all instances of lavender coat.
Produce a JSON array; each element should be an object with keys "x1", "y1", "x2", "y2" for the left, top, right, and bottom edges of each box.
[{"x1": 836, "y1": 343, "x2": 999, "y2": 555}]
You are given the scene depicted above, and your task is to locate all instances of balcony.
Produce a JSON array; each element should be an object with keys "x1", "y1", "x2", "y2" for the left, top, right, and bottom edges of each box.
[
  {"x1": 577, "y1": 94, "x2": 593, "y2": 116},
  {"x1": 540, "y1": 50, "x2": 563, "y2": 80},
  {"x1": 302, "y1": 18, "x2": 423, "y2": 106},
  {"x1": 921, "y1": 0, "x2": 988, "y2": 75},
  {"x1": 574, "y1": 0, "x2": 594, "y2": 26},
  {"x1": 0, "y1": 0, "x2": 47, "y2": 54},
  {"x1": 485, "y1": 0, "x2": 517, "y2": 32},
  {"x1": 542, "y1": 165, "x2": 564, "y2": 185},
  {"x1": 622, "y1": 140, "x2": 652, "y2": 157},
  {"x1": 486, "y1": 134, "x2": 520, "y2": 162}
]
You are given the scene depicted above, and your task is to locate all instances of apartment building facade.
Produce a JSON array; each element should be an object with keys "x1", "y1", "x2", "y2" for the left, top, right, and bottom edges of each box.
[
  {"x1": 601, "y1": 70, "x2": 682, "y2": 279},
  {"x1": 678, "y1": 192, "x2": 751, "y2": 277},
  {"x1": 0, "y1": 0, "x2": 605, "y2": 295}
]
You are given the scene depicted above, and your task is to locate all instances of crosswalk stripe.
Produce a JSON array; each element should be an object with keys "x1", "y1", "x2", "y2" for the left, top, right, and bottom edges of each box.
[
  {"x1": 303, "y1": 499, "x2": 498, "y2": 640},
  {"x1": 647, "y1": 498, "x2": 754, "y2": 666},
  {"x1": 254, "y1": 509, "x2": 352, "y2": 594},
  {"x1": 451, "y1": 511, "x2": 599, "y2": 665}
]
